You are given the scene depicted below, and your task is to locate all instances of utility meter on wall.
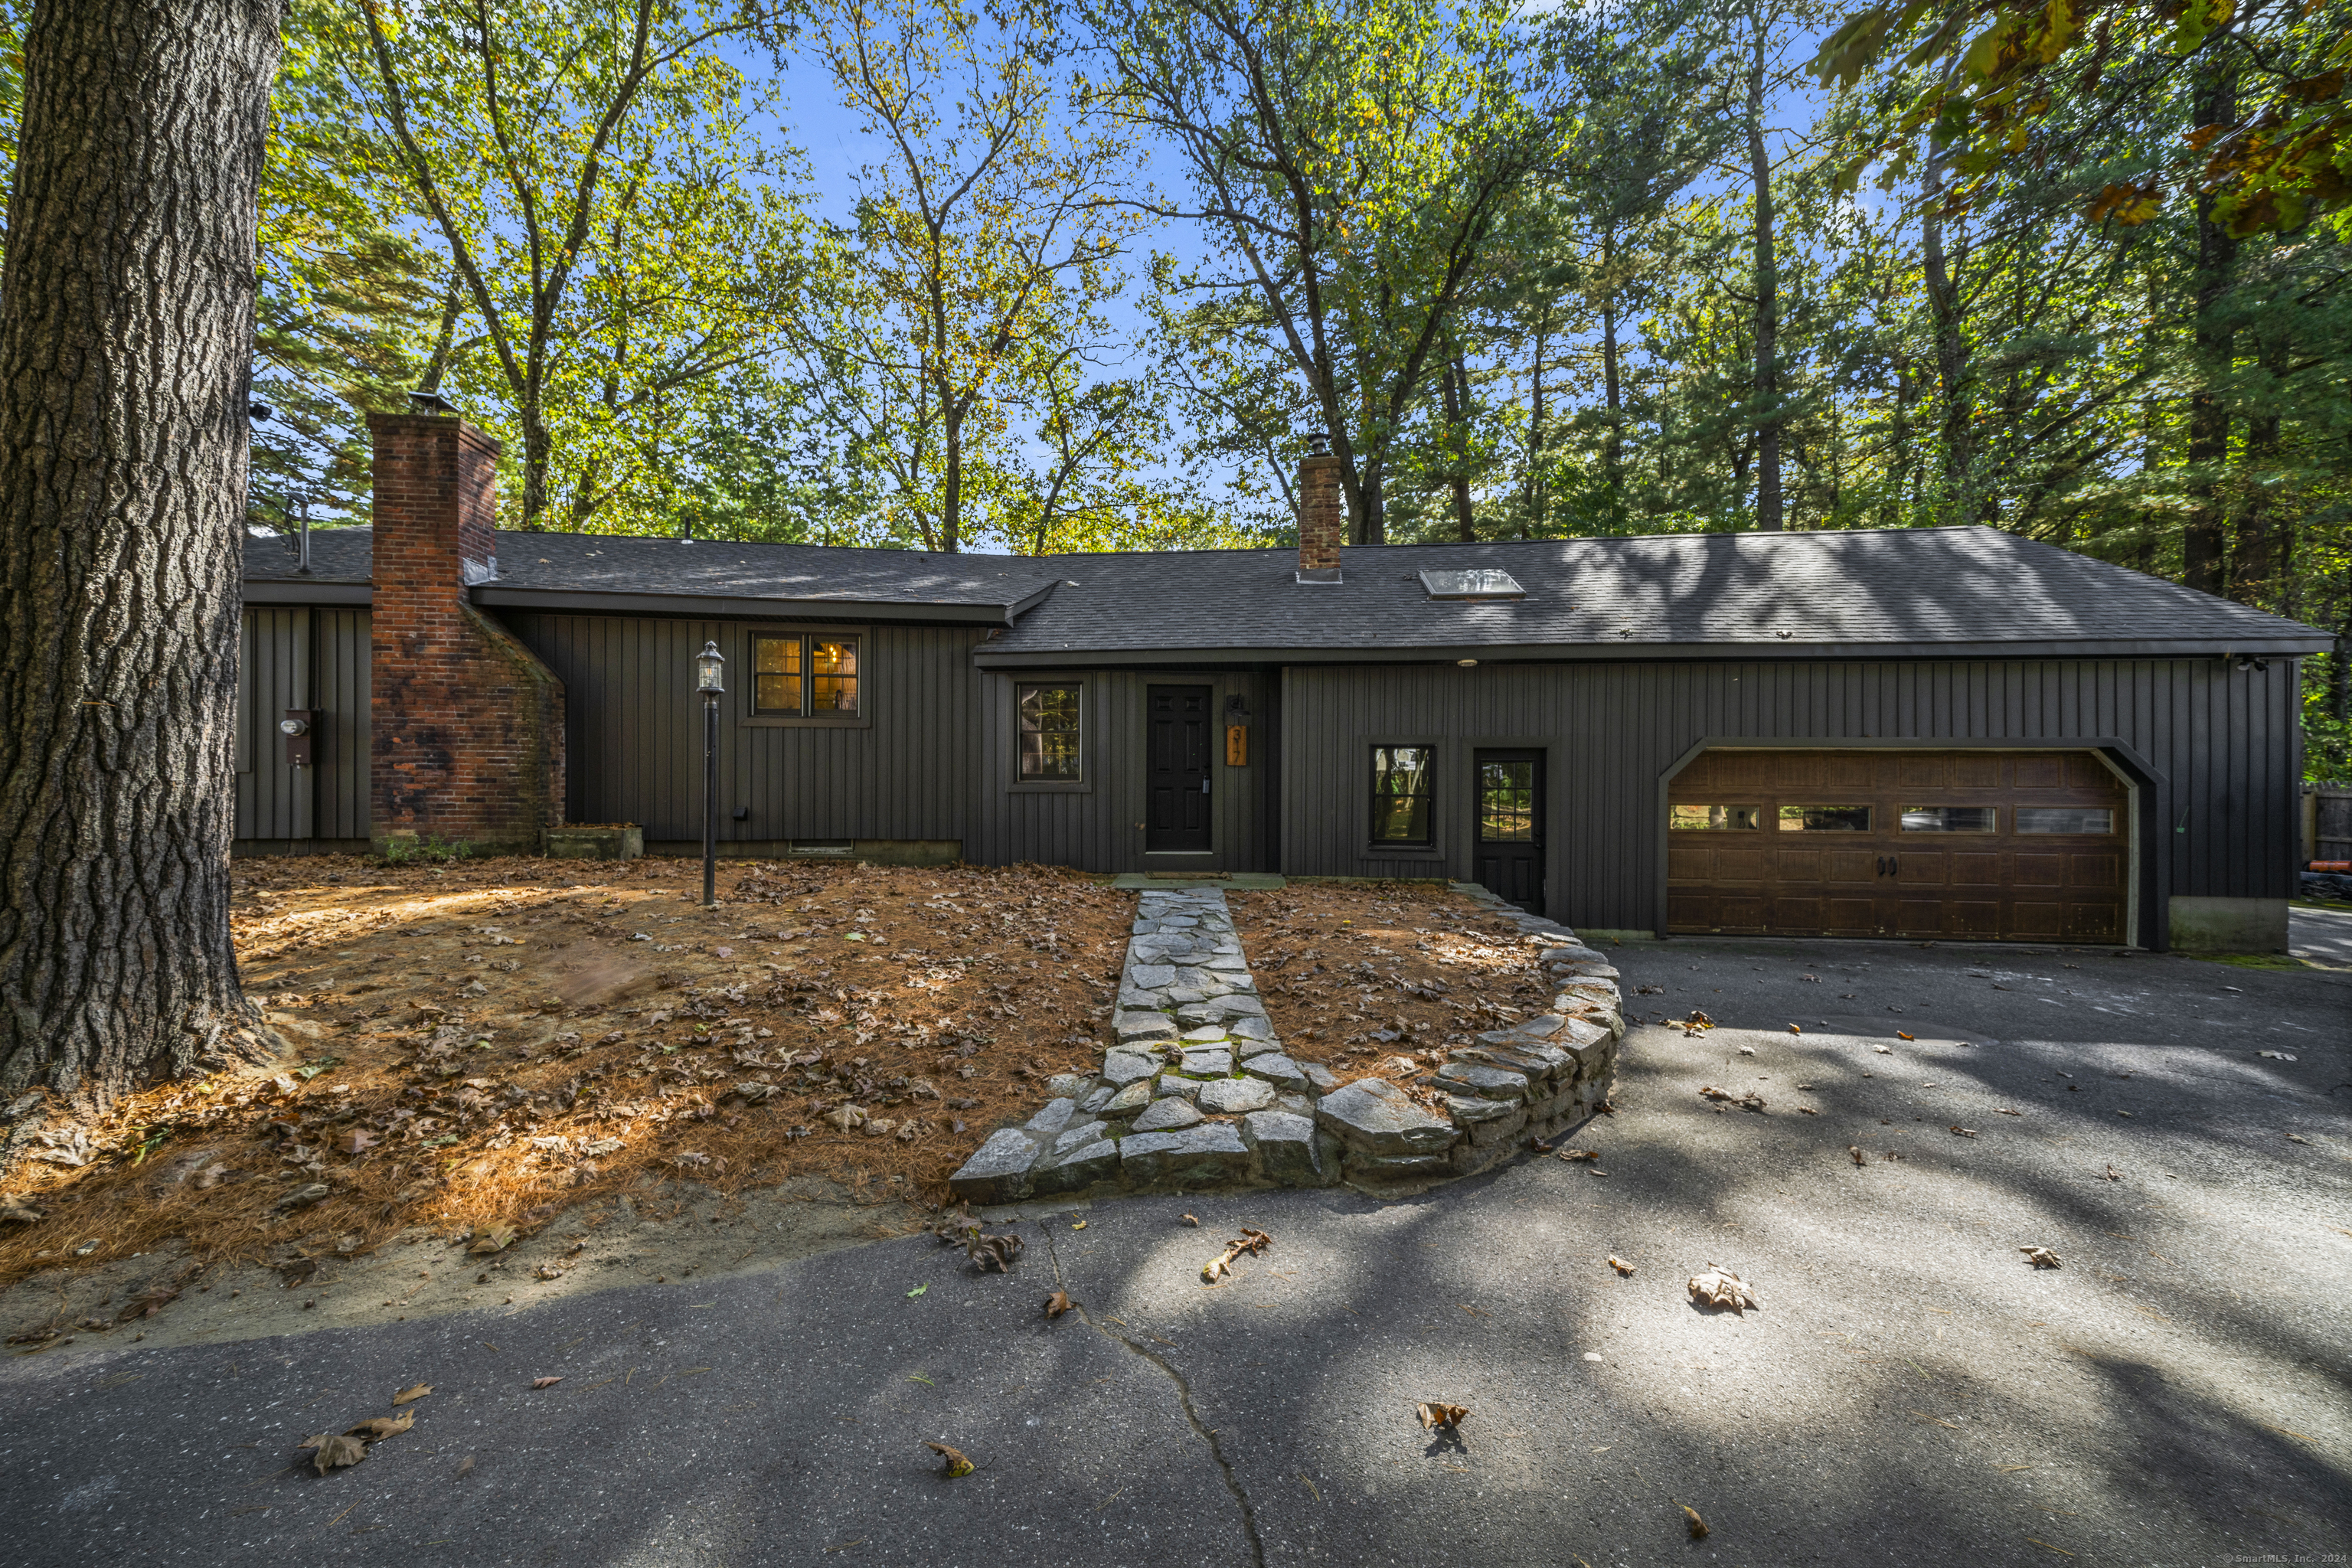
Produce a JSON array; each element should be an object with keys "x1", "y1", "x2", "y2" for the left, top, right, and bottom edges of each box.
[{"x1": 280, "y1": 709, "x2": 315, "y2": 767}]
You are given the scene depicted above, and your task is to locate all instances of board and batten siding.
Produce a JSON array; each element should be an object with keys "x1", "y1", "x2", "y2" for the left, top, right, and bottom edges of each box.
[
  {"x1": 501, "y1": 613, "x2": 984, "y2": 846},
  {"x1": 1279, "y1": 655, "x2": 2303, "y2": 945},
  {"x1": 234, "y1": 606, "x2": 371, "y2": 848},
  {"x1": 971, "y1": 668, "x2": 1274, "y2": 873}
]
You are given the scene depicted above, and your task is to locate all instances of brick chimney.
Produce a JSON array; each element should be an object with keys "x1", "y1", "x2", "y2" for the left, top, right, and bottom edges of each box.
[
  {"x1": 366, "y1": 405, "x2": 564, "y2": 855},
  {"x1": 1297, "y1": 435, "x2": 1344, "y2": 583}
]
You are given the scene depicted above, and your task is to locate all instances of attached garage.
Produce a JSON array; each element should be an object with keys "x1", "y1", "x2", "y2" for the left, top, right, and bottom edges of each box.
[{"x1": 1667, "y1": 748, "x2": 2131, "y2": 942}]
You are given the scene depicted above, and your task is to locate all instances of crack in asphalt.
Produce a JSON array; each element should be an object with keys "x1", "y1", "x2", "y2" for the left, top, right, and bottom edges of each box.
[{"x1": 1040, "y1": 1220, "x2": 1266, "y2": 1568}]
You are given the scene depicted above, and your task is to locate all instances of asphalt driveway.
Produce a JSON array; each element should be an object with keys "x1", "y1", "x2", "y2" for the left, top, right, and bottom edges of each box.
[{"x1": 4, "y1": 939, "x2": 2345, "y2": 1566}]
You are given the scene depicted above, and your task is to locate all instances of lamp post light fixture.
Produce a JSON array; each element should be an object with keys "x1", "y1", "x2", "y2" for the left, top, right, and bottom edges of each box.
[{"x1": 695, "y1": 641, "x2": 724, "y2": 906}]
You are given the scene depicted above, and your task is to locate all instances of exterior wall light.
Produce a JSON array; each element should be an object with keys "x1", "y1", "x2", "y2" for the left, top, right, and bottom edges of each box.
[
  {"x1": 695, "y1": 641, "x2": 725, "y2": 906},
  {"x1": 1457, "y1": 658, "x2": 1478, "y2": 668}
]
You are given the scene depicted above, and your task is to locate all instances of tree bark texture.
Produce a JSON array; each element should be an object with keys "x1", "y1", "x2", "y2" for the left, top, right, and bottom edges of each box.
[
  {"x1": 1744, "y1": 21, "x2": 1782, "y2": 532},
  {"x1": 2182, "y1": 59, "x2": 2239, "y2": 598},
  {"x1": 1921, "y1": 150, "x2": 1975, "y2": 516},
  {"x1": 0, "y1": 0, "x2": 284, "y2": 1108}
]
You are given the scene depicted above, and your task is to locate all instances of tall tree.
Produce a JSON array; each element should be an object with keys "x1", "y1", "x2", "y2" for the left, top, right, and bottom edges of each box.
[
  {"x1": 1090, "y1": 0, "x2": 1569, "y2": 543},
  {"x1": 353, "y1": 0, "x2": 786, "y2": 529},
  {"x1": 785, "y1": 0, "x2": 1149, "y2": 554},
  {"x1": 0, "y1": 0, "x2": 284, "y2": 1106}
]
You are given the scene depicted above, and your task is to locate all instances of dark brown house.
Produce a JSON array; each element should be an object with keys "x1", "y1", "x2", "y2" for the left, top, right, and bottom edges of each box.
[{"x1": 238, "y1": 410, "x2": 2331, "y2": 953}]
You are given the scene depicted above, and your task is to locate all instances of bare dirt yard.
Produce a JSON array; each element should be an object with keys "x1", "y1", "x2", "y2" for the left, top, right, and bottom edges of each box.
[
  {"x1": 1227, "y1": 880, "x2": 1583, "y2": 1094},
  {"x1": 0, "y1": 855, "x2": 1134, "y2": 1349}
]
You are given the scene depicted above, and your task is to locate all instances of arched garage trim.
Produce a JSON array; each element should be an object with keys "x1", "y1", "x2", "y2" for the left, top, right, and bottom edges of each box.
[{"x1": 1652, "y1": 737, "x2": 2171, "y2": 952}]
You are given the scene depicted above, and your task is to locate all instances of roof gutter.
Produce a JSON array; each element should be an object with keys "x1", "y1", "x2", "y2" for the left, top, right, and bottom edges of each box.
[
  {"x1": 243, "y1": 580, "x2": 373, "y2": 606},
  {"x1": 972, "y1": 634, "x2": 2335, "y2": 669},
  {"x1": 470, "y1": 585, "x2": 1040, "y2": 626}
]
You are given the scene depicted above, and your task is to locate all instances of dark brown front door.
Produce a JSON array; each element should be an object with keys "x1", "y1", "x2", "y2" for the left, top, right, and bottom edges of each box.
[
  {"x1": 1475, "y1": 750, "x2": 1544, "y2": 913},
  {"x1": 1667, "y1": 749, "x2": 2128, "y2": 942},
  {"x1": 1146, "y1": 685, "x2": 1213, "y2": 852}
]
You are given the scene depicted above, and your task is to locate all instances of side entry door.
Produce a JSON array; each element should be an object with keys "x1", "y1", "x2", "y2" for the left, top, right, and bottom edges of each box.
[{"x1": 1473, "y1": 749, "x2": 1544, "y2": 913}]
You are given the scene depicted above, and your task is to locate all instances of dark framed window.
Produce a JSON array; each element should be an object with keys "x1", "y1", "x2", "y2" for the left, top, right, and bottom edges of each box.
[
  {"x1": 752, "y1": 633, "x2": 859, "y2": 716},
  {"x1": 1371, "y1": 746, "x2": 1434, "y2": 844},
  {"x1": 1017, "y1": 684, "x2": 1082, "y2": 781},
  {"x1": 1778, "y1": 804, "x2": 1872, "y2": 832},
  {"x1": 1670, "y1": 805, "x2": 1761, "y2": 831},
  {"x1": 1901, "y1": 805, "x2": 1998, "y2": 833}
]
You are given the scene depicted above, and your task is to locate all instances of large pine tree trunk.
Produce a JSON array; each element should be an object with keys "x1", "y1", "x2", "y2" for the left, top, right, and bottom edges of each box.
[
  {"x1": 0, "y1": 0, "x2": 285, "y2": 1109},
  {"x1": 2182, "y1": 57, "x2": 2239, "y2": 597},
  {"x1": 1744, "y1": 21, "x2": 1782, "y2": 531}
]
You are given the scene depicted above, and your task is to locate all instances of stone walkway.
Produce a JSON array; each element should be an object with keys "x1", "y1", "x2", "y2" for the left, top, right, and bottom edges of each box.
[{"x1": 948, "y1": 884, "x2": 1629, "y2": 1203}]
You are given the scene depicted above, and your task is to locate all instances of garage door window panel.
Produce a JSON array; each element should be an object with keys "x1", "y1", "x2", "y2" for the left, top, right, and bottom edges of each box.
[
  {"x1": 2017, "y1": 806, "x2": 2114, "y2": 835},
  {"x1": 1902, "y1": 805, "x2": 1997, "y2": 833},
  {"x1": 1670, "y1": 805, "x2": 1761, "y2": 831},
  {"x1": 1779, "y1": 805, "x2": 1872, "y2": 831}
]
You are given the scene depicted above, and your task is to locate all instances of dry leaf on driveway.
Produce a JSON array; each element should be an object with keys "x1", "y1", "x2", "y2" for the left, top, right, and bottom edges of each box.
[
  {"x1": 1606, "y1": 1256, "x2": 1635, "y2": 1276},
  {"x1": 301, "y1": 1432, "x2": 368, "y2": 1475},
  {"x1": 1415, "y1": 1402, "x2": 1470, "y2": 1430},
  {"x1": 1848, "y1": 1145, "x2": 1867, "y2": 1165},
  {"x1": 345, "y1": 1409, "x2": 414, "y2": 1441},
  {"x1": 926, "y1": 1442, "x2": 975, "y2": 1478},
  {"x1": 1681, "y1": 1504, "x2": 1710, "y2": 1538},
  {"x1": 531, "y1": 1377, "x2": 564, "y2": 1389},
  {"x1": 2020, "y1": 1247, "x2": 2063, "y2": 1269},
  {"x1": 1951, "y1": 1126, "x2": 1979, "y2": 1138},
  {"x1": 1557, "y1": 1148, "x2": 1599, "y2": 1163},
  {"x1": 456, "y1": 1455, "x2": 475, "y2": 1478},
  {"x1": 1202, "y1": 1227, "x2": 1272, "y2": 1284},
  {"x1": 1687, "y1": 1266, "x2": 1761, "y2": 1314},
  {"x1": 393, "y1": 1383, "x2": 433, "y2": 1406},
  {"x1": 1699, "y1": 1085, "x2": 1766, "y2": 1112},
  {"x1": 1044, "y1": 1291, "x2": 1072, "y2": 1319}
]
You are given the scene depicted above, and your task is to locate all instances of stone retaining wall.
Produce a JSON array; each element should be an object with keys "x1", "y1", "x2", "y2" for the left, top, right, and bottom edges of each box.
[{"x1": 947, "y1": 884, "x2": 1626, "y2": 1204}]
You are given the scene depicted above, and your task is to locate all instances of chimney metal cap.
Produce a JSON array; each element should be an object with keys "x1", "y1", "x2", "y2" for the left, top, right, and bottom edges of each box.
[
  {"x1": 1303, "y1": 430, "x2": 1331, "y2": 458},
  {"x1": 407, "y1": 389, "x2": 459, "y2": 416}
]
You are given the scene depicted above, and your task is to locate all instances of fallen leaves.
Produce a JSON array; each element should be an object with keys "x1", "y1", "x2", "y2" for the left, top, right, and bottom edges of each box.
[
  {"x1": 1699, "y1": 1085, "x2": 1766, "y2": 1112},
  {"x1": 1181, "y1": 1214, "x2": 1200, "y2": 1227},
  {"x1": 345, "y1": 1410, "x2": 414, "y2": 1441},
  {"x1": 1202, "y1": 1227, "x2": 1273, "y2": 1284},
  {"x1": 967, "y1": 1232, "x2": 1023, "y2": 1272},
  {"x1": 2020, "y1": 1247, "x2": 2062, "y2": 1269},
  {"x1": 2257, "y1": 1050, "x2": 2297, "y2": 1061},
  {"x1": 1687, "y1": 1265, "x2": 1761, "y2": 1314},
  {"x1": 456, "y1": 1455, "x2": 475, "y2": 1478},
  {"x1": 301, "y1": 1432, "x2": 369, "y2": 1475},
  {"x1": 0, "y1": 1197, "x2": 44, "y2": 1224},
  {"x1": 1556, "y1": 1148, "x2": 1599, "y2": 1163},
  {"x1": 392, "y1": 1383, "x2": 433, "y2": 1406},
  {"x1": 1679, "y1": 1010, "x2": 1714, "y2": 1037},
  {"x1": 1415, "y1": 1402, "x2": 1470, "y2": 1430},
  {"x1": 1681, "y1": 1504, "x2": 1710, "y2": 1539},
  {"x1": 1044, "y1": 1291, "x2": 1072, "y2": 1319},
  {"x1": 926, "y1": 1442, "x2": 975, "y2": 1478},
  {"x1": 1951, "y1": 1125, "x2": 1979, "y2": 1138},
  {"x1": 531, "y1": 1376, "x2": 564, "y2": 1389},
  {"x1": 300, "y1": 1403, "x2": 416, "y2": 1476},
  {"x1": 1849, "y1": 1145, "x2": 1867, "y2": 1166},
  {"x1": 1787, "y1": 1024, "x2": 1802, "y2": 1035},
  {"x1": 2102, "y1": 1165, "x2": 2121, "y2": 1181},
  {"x1": 1896, "y1": 1031, "x2": 1916, "y2": 1041},
  {"x1": 465, "y1": 1224, "x2": 516, "y2": 1256},
  {"x1": 1606, "y1": 1256, "x2": 1635, "y2": 1276}
]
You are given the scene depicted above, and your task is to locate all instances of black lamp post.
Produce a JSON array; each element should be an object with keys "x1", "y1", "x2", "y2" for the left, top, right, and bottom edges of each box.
[{"x1": 694, "y1": 640, "x2": 725, "y2": 906}]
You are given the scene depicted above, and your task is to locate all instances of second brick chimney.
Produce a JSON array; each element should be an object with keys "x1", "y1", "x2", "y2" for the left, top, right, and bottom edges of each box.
[
  {"x1": 367, "y1": 409, "x2": 565, "y2": 855},
  {"x1": 1297, "y1": 436, "x2": 1344, "y2": 583}
]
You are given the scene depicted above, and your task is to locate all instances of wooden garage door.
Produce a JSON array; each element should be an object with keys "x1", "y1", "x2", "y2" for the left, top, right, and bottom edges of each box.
[{"x1": 1667, "y1": 750, "x2": 2128, "y2": 942}]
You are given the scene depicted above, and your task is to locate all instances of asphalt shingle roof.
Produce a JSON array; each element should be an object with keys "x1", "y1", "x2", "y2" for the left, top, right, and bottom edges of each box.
[
  {"x1": 242, "y1": 523, "x2": 2330, "y2": 656},
  {"x1": 244, "y1": 527, "x2": 1057, "y2": 611},
  {"x1": 986, "y1": 527, "x2": 2328, "y2": 656}
]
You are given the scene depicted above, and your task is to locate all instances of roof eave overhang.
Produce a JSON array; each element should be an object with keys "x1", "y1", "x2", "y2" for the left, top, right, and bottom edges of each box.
[
  {"x1": 243, "y1": 580, "x2": 374, "y2": 606},
  {"x1": 972, "y1": 635, "x2": 2334, "y2": 669},
  {"x1": 470, "y1": 585, "x2": 1027, "y2": 625}
]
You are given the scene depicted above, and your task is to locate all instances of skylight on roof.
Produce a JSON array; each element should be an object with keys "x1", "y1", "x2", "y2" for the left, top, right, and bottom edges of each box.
[{"x1": 1419, "y1": 568, "x2": 1524, "y2": 600}]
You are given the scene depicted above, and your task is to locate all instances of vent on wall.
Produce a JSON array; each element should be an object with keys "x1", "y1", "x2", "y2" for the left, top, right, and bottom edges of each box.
[{"x1": 1419, "y1": 568, "x2": 1524, "y2": 600}]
